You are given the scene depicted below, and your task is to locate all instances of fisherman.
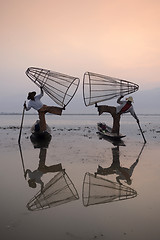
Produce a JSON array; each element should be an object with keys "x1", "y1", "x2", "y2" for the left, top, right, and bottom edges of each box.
[
  {"x1": 95, "y1": 95, "x2": 139, "y2": 135},
  {"x1": 24, "y1": 87, "x2": 65, "y2": 132},
  {"x1": 24, "y1": 148, "x2": 64, "y2": 192}
]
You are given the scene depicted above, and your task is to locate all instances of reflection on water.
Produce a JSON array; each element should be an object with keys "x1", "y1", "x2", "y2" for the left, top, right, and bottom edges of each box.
[
  {"x1": 27, "y1": 171, "x2": 79, "y2": 211},
  {"x1": 19, "y1": 126, "x2": 79, "y2": 212},
  {"x1": 82, "y1": 172, "x2": 137, "y2": 206},
  {"x1": 82, "y1": 144, "x2": 145, "y2": 207},
  {"x1": 97, "y1": 132, "x2": 126, "y2": 146},
  {"x1": 30, "y1": 120, "x2": 52, "y2": 148},
  {"x1": 2, "y1": 115, "x2": 160, "y2": 240},
  {"x1": 95, "y1": 144, "x2": 145, "y2": 185},
  {"x1": 19, "y1": 125, "x2": 146, "y2": 211},
  {"x1": 24, "y1": 148, "x2": 64, "y2": 192}
]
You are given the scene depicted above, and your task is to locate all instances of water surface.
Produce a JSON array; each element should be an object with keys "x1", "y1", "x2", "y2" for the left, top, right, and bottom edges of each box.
[{"x1": 1, "y1": 114, "x2": 160, "y2": 240}]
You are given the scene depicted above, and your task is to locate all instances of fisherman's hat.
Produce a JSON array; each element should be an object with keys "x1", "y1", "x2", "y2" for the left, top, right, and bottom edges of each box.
[
  {"x1": 126, "y1": 96, "x2": 134, "y2": 102},
  {"x1": 27, "y1": 91, "x2": 36, "y2": 100},
  {"x1": 28, "y1": 179, "x2": 37, "y2": 188}
]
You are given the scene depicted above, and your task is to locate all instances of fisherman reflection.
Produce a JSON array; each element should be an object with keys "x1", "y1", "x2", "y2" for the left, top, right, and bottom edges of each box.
[
  {"x1": 95, "y1": 146, "x2": 139, "y2": 185},
  {"x1": 24, "y1": 148, "x2": 64, "y2": 192}
]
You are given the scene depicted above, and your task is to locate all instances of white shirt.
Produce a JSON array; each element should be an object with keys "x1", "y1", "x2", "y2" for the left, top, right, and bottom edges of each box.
[
  {"x1": 26, "y1": 169, "x2": 44, "y2": 192},
  {"x1": 26, "y1": 92, "x2": 44, "y2": 111},
  {"x1": 116, "y1": 98, "x2": 138, "y2": 120}
]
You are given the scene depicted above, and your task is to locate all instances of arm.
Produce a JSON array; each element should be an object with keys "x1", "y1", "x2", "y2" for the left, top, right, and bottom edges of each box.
[
  {"x1": 117, "y1": 95, "x2": 124, "y2": 104},
  {"x1": 35, "y1": 178, "x2": 44, "y2": 193},
  {"x1": 24, "y1": 102, "x2": 31, "y2": 111},
  {"x1": 130, "y1": 107, "x2": 139, "y2": 122},
  {"x1": 116, "y1": 176, "x2": 123, "y2": 185},
  {"x1": 24, "y1": 169, "x2": 31, "y2": 179},
  {"x1": 36, "y1": 87, "x2": 44, "y2": 99},
  {"x1": 40, "y1": 87, "x2": 44, "y2": 97},
  {"x1": 40, "y1": 181, "x2": 44, "y2": 193},
  {"x1": 40, "y1": 86, "x2": 43, "y2": 95}
]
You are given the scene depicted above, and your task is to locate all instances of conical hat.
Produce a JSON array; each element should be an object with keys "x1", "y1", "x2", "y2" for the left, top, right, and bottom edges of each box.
[{"x1": 126, "y1": 96, "x2": 134, "y2": 102}]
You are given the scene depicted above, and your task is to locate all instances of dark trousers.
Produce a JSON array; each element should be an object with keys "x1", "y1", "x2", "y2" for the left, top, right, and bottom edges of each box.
[
  {"x1": 38, "y1": 105, "x2": 62, "y2": 132},
  {"x1": 98, "y1": 105, "x2": 121, "y2": 134}
]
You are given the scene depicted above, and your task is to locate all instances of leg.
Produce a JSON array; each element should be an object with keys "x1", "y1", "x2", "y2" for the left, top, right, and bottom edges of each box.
[
  {"x1": 97, "y1": 105, "x2": 116, "y2": 115},
  {"x1": 44, "y1": 106, "x2": 63, "y2": 115},
  {"x1": 38, "y1": 163, "x2": 63, "y2": 173},
  {"x1": 39, "y1": 148, "x2": 47, "y2": 167},
  {"x1": 38, "y1": 110, "x2": 47, "y2": 132},
  {"x1": 97, "y1": 105, "x2": 121, "y2": 134},
  {"x1": 112, "y1": 113, "x2": 121, "y2": 134},
  {"x1": 111, "y1": 146, "x2": 120, "y2": 165},
  {"x1": 96, "y1": 165, "x2": 115, "y2": 175},
  {"x1": 38, "y1": 105, "x2": 62, "y2": 132}
]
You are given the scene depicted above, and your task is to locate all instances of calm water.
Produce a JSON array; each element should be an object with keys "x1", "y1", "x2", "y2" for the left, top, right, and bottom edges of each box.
[
  {"x1": 0, "y1": 114, "x2": 160, "y2": 240},
  {"x1": 0, "y1": 113, "x2": 160, "y2": 127}
]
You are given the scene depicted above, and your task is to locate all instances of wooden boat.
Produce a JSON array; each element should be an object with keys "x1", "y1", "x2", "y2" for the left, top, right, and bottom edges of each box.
[
  {"x1": 97, "y1": 122, "x2": 126, "y2": 140},
  {"x1": 30, "y1": 120, "x2": 52, "y2": 148}
]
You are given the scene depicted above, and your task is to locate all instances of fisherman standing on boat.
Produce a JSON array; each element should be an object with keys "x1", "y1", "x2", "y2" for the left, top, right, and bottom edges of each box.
[
  {"x1": 24, "y1": 87, "x2": 65, "y2": 132},
  {"x1": 95, "y1": 96, "x2": 139, "y2": 135}
]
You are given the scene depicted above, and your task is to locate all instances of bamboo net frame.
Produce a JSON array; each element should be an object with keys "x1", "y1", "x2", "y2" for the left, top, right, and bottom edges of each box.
[
  {"x1": 83, "y1": 72, "x2": 139, "y2": 106},
  {"x1": 82, "y1": 172, "x2": 137, "y2": 207},
  {"x1": 26, "y1": 67, "x2": 80, "y2": 107},
  {"x1": 27, "y1": 171, "x2": 79, "y2": 211}
]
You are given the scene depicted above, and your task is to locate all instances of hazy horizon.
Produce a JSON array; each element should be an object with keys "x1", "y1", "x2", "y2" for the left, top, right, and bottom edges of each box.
[
  {"x1": 1, "y1": 0, "x2": 160, "y2": 114},
  {"x1": 0, "y1": 86, "x2": 160, "y2": 115}
]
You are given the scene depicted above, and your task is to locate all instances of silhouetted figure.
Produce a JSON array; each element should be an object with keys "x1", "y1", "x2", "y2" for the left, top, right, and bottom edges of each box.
[
  {"x1": 95, "y1": 146, "x2": 139, "y2": 185},
  {"x1": 25, "y1": 148, "x2": 64, "y2": 192},
  {"x1": 96, "y1": 95, "x2": 139, "y2": 135}
]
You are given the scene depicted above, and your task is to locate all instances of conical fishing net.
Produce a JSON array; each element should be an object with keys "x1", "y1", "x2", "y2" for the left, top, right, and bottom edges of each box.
[
  {"x1": 82, "y1": 172, "x2": 137, "y2": 206},
  {"x1": 27, "y1": 171, "x2": 79, "y2": 211},
  {"x1": 83, "y1": 72, "x2": 139, "y2": 106},
  {"x1": 26, "y1": 67, "x2": 80, "y2": 107}
]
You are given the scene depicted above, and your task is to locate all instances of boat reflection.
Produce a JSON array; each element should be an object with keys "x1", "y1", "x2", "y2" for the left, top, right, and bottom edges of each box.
[
  {"x1": 97, "y1": 130, "x2": 126, "y2": 146},
  {"x1": 30, "y1": 120, "x2": 52, "y2": 149},
  {"x1": 82, "y1": 144, "x2": 145, "y2": 207}
]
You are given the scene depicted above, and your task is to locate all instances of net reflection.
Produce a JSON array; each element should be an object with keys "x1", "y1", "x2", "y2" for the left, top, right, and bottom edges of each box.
[
  {"x1": 82, "y1": 144, "x2": 145, "y2": 207},
  {"x1": 82, "y1": 172, "x2": 137, "y2": 207},
  {"x1": 27, "y1": 171, "x2": 79, "y2": 211},
  {"x1": 18, "y1": 133, "x2": 79, "y2": 211},
  {"x1": 30, "y1": 120, "x2": 52, "y2": 149}
]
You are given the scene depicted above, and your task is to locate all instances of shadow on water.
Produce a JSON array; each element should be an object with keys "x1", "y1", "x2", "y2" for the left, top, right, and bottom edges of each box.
[
  {"x1": 97, "y1": 132, "x2": 126, "y2": 146},
  {"x1": 82, "y1": 144, "x2": 145, "y2": 207}
]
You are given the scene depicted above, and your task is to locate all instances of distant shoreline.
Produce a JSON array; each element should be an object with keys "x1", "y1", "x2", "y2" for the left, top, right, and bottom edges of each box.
[{"x1": 0, "y1": 113, "x2": 160, "y2": 116}]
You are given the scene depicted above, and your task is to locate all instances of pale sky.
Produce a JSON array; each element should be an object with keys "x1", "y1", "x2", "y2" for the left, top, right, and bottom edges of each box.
[{"x1": 1, "y1": 0, "x2": 160, "y2": 113}]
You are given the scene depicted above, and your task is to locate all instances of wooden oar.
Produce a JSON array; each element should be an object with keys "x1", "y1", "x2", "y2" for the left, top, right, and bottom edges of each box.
[
  {"x1": 18, "y1": 143, "x2": 26, "y2": 177},
  {"x1": 137, "y1": 121, "x2": 147, "y2": 144},
  {"x1": 18, "y1": 101, "x2": 26, "y2": 144}
]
